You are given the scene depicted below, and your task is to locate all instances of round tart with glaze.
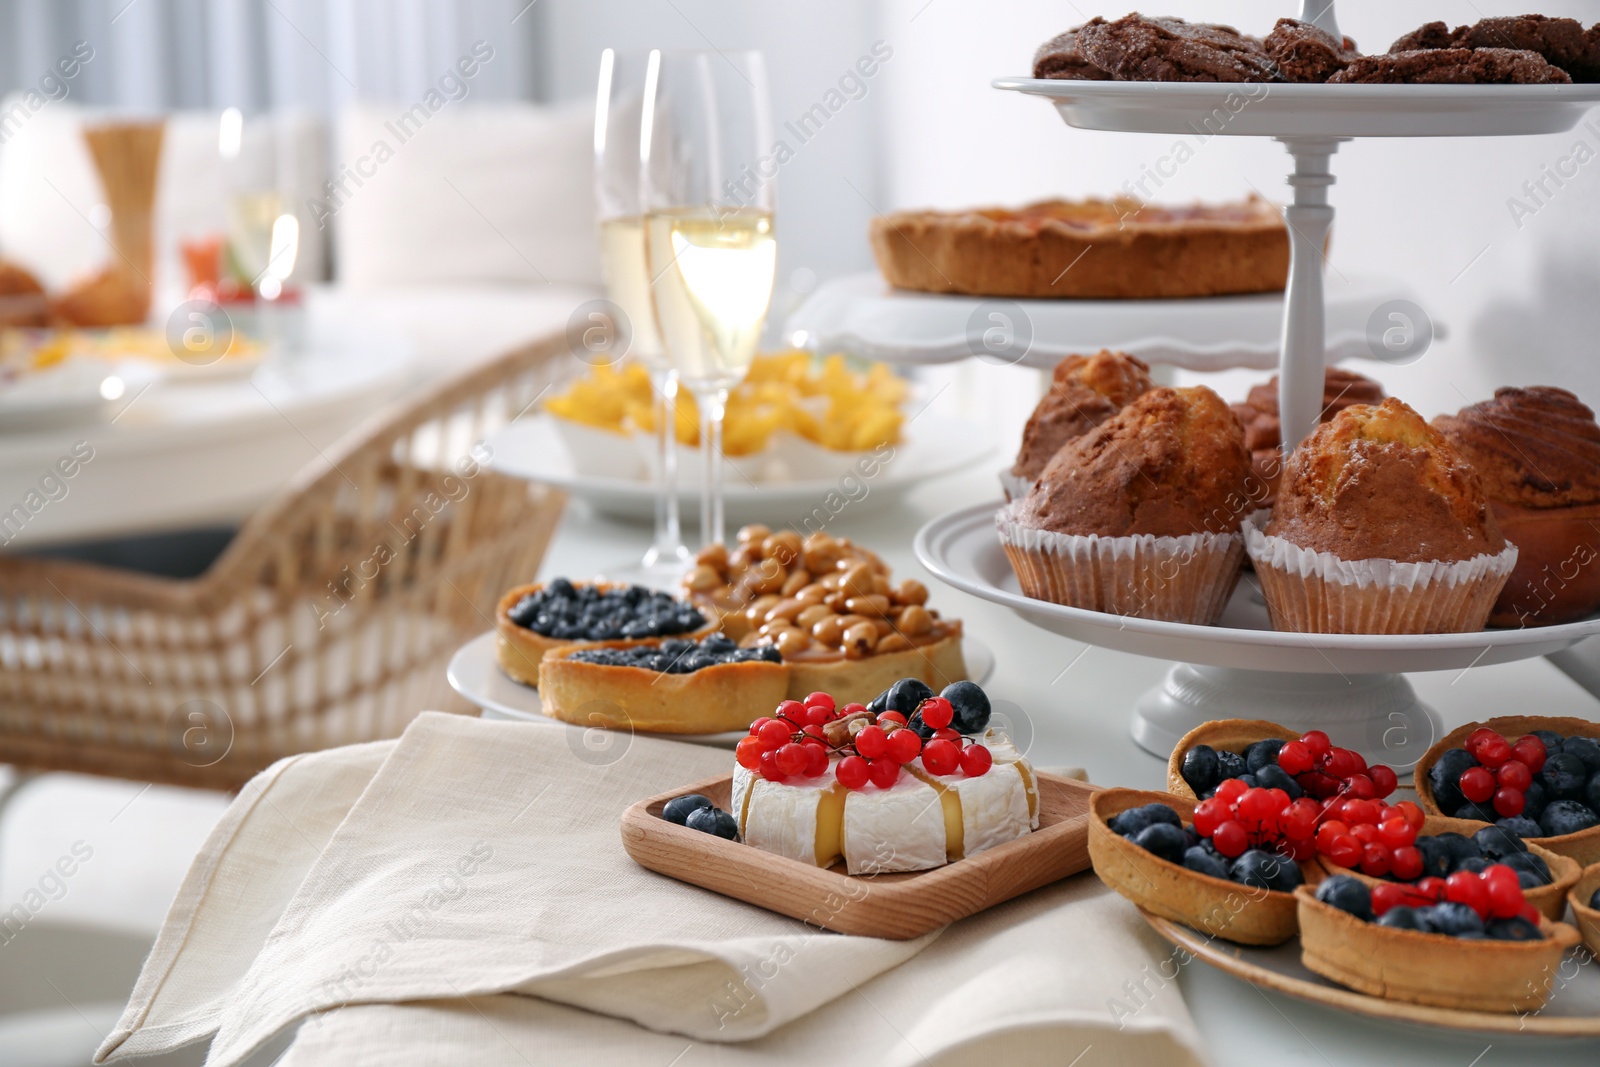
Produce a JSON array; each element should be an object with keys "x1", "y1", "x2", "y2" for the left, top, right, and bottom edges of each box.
[
  {"x1": 538, "y1": 634, "x2": 787, "y2": 734},
  {"x1": 495, "y1": 579, "x2": 715, "y2": 687},
  {"x1": 682, "y1": 526, "x2": 967, "y2": 705},
  {"x1": 869, "y1": 196, "x2": 1289, "y2": 300},
  {"x1": 1434, "y1": 386, "x2": 1600, "y2": 627}
]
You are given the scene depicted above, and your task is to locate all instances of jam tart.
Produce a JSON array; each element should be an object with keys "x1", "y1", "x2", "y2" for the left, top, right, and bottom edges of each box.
[{"x1": 494, "y1": 578, "x2": 715, "y2": 687}]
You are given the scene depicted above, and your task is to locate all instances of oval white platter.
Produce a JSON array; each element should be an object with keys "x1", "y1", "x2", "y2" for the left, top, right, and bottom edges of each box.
[
  {"x1": 992, "y1": 79, "x2": 1600, "y2": 138},
  {"x1": 486, "y1": 413, "x2": 992, "y2": 525},
  {"x1": 784, "y1": 272, "x2": 1436, "y2": 371},
  {"x1": 914, "y1": 501, "x2": 1600, "y2": 676},
  {"x1": 447, "y1": 630, "x2": 996, "y2": 747}
]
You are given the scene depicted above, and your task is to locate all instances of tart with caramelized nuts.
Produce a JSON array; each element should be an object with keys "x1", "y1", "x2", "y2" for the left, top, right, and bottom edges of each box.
[{"x1": 682, "y1": 525, "x2": 967, "y2": 705}]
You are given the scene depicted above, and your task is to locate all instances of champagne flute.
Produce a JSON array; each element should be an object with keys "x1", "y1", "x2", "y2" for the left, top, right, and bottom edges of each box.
[
  {"x1": 218, "y1": 107, "x2": 300, "y2": 345},
  {"x1": 640, "y1": 49, "x2": 776, "y2": 549},
  {"x1": 595, "y1": 49, "x2": 688, "y2": 579}
]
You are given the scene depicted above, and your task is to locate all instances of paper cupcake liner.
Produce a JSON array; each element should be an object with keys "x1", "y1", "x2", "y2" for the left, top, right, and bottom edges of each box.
[
  {"x1": 1243, "y1": 516, "x2": 1519, "y2": 634},
  {"x1": 996, "y1": 503, "x2": 1245, "y2": 625},
  {"x1": 998, "y1": 468, "x2": 1034, "y2": 503}
]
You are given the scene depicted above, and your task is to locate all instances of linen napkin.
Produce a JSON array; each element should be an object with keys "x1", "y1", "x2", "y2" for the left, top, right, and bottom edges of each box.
[
  {"x1": 273, "y1": 875, "x2": 1205, "y2": 1066},
  {"x1": 97, "y1": 713, "x2": 1204, "y2": 1067}
]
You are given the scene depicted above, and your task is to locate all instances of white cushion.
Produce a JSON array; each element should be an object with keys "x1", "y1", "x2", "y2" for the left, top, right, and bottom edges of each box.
[
  {"x1": 331, "y1": 101, "x2": 600, "y2": 290},
  {"x1": 0, "y1": 98, "x2": 327, "y2": 292}
]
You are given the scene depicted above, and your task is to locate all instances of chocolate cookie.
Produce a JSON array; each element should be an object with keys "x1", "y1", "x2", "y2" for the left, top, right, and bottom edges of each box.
[
  {"x1": 1034, "y1": 28, "x2": 1113, "y2": 80},
  {"x1": 1076, "y1": 14, "x2": 1280, "y2": 83},
  {"x1": 1391, "y1": 15, "x2": 1599, "y2": 81},
  {"x1": 1328, "y1": 47, "x2": 1571, "y2": 85},
  {"x1": 1264, "y1": 18, "x2": 1358, "y2": 83}
]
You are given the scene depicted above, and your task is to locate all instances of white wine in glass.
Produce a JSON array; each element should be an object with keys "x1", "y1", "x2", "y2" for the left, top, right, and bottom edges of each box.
[
  {"x1": 596, "y1": 49, "x2": 687, "y2": 581},
  {"x1": 641, "y1": 49, "x2": 776, "y2": 549}
]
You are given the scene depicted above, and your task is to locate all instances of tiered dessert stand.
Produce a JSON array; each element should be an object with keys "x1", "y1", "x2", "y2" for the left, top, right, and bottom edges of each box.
[{"x1": 799, "y1": 1, "x2": 1600, "y2": 769}]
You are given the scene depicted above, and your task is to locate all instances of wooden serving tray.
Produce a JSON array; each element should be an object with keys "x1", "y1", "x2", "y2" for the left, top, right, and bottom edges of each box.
[{"x1": 620, "y1": 771, "x2": 1099, "y2": 939}]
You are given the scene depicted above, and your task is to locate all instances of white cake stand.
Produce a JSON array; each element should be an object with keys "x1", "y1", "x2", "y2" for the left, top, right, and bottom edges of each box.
[{"x1": 931, "y1": 7, "x2": 1600, "y2": 765}]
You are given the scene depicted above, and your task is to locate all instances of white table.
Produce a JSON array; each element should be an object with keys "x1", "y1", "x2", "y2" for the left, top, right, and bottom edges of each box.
[{"x1": 535, "y1": 458, "x2": 1600, "y2": 1066}]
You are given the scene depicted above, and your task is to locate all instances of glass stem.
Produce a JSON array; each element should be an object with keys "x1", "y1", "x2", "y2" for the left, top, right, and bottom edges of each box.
[
  {"x1": 696, "y1": 385, "x2": 729, "y2": 548},
  {"x1": 644, "y1": 367, "x2": 687, "y2": 569}
]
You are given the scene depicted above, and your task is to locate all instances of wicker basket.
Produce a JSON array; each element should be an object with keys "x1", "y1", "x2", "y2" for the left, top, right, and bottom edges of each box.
[{"x1": 0, "y1": 334, "x2": 572, "y2": 790}]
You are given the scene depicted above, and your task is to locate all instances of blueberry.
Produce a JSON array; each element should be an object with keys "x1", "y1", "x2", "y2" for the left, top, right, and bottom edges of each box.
[
  {"x1": 1182, "y1": 827, "x2": 1201, "y2": 850},
  {"x1": 1232, "y1": 849, "x2": 1302, "y2": 892},
  {"x1": 1451, "y1": 800, "x2": 1496, "y2": 823},
  {"x1": 1235, "y1": 774, "x2": 1261, "y2": 791},
  {"x1": 1255, "y1": 764, "x2": 1303, "y2": 799},
  {"x1": 1452, "y1": 855, "x2": 1493, "y2": 875},
  {"x1": 1246, "y1": 738, "x2": 1286, "y2": 775},
  {"x1": 1591, "y1": 886, "x2": 1600, "y2": 910},
  {"x1": 1523, "y1": 781, "x2": 1548, "y2": 820},
  {"x1": 1495, "y1": 816, "x2": 1544, "y2": 841},
  {"x1": 1423, "y1": 901, "x2": 1486, "y2": 937},
  {"x1": 940, "y1": 681, "x2": 991, "y2": 734},
  {"x1": 1429, "y1": 747, "x2": 1479, "y2": 811},
  {"x1": 883, "y1": 678, "x2": 935, "y2": 716},
  {"x1": 906, "y1": 711, "x2": 935, "y2": 741},
  {"x1": 1378, "y1": 906, "x2": 1424, "y2": 931},
  {"x1": 1588, "y1": 772, "x2": 1600, "y2": 816},
  {"x1": 1532, "y1": 730, "x2": 1565, "y2": 752},
  {"x1": 1315, "y1": 875, "x2": 1373, "y2": 921},
  {"x1": 1110, "y1": 803, "x2": 1182, "y2": 838},
  {"x1": 684, "y1": 806, "x2": 739, "y2": 840},
  {"x1": 1539, "y1": 799, "x2": 1599, "y2": 837},
  {"x1": 1433, "y1": 832, "x2": 1482, "y2": 865},
  {"x1": 1133, "y1": 822, "x2": 1188, "y2": 864},
  {"x1": 1182, "y1": 846, "x2": 1231, "y2": 880},
  {"x1": 1215, "y1": 749, "x2": 1247, "y2": 781},
  {"x1": 1563, "y1": 737, "x2": 1600, "y2": 775},
  {"x1": 1413, "y1": 837, "x2": 1452, "y2": 879},
  {"x1": 1541, "y1": 753, "x2": 1589, "y2": 801},
  {"x1": 1487, "y1": 917, "x2": 1544, "y2": 941},
  {"x1": 1502, "y1": 850, "x2": 1553, "y2": 889},
  {"x1": 1180, "y1": 745, "x2": 1221, "y2": 795},
  {"x1": 548, "y1": 577, "x2": 576, "y2": 598},
  {"x1": 663, "y1": 793, "x2": 713, "y2": 825},
  {"x1": 1473, "y1": 825, "x2": 1528, "y2": 859}
]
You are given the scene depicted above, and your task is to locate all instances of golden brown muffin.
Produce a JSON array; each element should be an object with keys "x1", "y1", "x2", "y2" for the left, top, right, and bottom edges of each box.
[
  {"x1": 1231, "y1": 368, "x2": 1386, "y2": 503},
  {"x1": 1268, "y1": 398, "x2": 1505, "y2": 564},
  {"x1": 52, "y1": 267, "x2": 151, "y2": 328},
  {"x1": 0, "y1": 260, "x2": 49, "y2": 327},
  {"x1": 1009, "y1": 351, "x2": 1154, "y2": 489},
  {"x1": 1015, "y1": 385, "x2": 1253, "y2": 538},
  {"x1": 1435, "y1": 387, "x2": 1600, "y2": 626}
]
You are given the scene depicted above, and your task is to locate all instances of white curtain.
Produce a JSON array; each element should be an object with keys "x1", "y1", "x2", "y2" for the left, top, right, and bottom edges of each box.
[{"x1": 0, "y1": 0, "x2": 546, "y2": 113}]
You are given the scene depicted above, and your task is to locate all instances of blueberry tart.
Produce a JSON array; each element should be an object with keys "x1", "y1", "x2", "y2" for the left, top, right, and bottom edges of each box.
[
  {"x1": 682, "y1": 525, "x2": 967, "y2": 705},
  {"x1": 494, "y1": 578, "x2": 715, "y2": 687},
  {"x1": 537, "y1": 633, "x2": 787, "y2": 734}
]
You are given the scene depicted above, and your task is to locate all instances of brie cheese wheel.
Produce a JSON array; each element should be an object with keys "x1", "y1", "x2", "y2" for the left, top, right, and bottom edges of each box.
[
  {"x1": 840, "y1": 774, "x2": 948, "y2": 875},
  {"x1": 733, "y1": 729, "x2": 1038, "y2": 874}
]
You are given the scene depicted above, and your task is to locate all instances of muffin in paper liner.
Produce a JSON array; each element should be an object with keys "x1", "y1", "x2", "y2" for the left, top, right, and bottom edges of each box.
[
  {"x1": 1243, "y1": 514, "x2": 1518, "y2": 634},
  {"x1": 995, "y1": 502, "x2": 1245, "y2": 624},
  {"x1": 998, "y1": 468, "x2": 1034, "y2": 504}
]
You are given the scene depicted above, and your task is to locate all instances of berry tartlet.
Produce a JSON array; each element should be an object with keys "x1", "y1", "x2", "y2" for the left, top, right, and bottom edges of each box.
[
  {"x1": 1089, "y1": 787, "x2": 1317, "y2": 946},
  {"x1": 1569, "y1": 863, "x2": 1600, "y2": 958},
  {"x1": 721, "y1": 680, "x2": 1038, "y2": 874},
  {"x1": 494, "y1": 579, "x2": 715, "y2": 687},
  {"x1": 537, "y1": 634, "x2": 788, "y2": 734},
  {"x1": 1298, "y1": 875, "x2": 1580, "y2": 1013},
  {"x1": 682, "y1": 526, "x2": 967, "y2": 704},
  {"x1": 1312, "y1": 815, "x2": 1580, "y2": 922},
  {"x1": 1416, "y1": 716, "x2": 1600, "y2": 865}
]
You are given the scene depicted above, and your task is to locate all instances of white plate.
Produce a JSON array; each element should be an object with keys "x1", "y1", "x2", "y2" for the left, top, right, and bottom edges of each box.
[
  {"x1": 914, "y1": 501, "x2": 1600, "y2": 675},
  {"x1": 447, "y1": 630, "x2": 997, "y2": 746},
  {"x1": 0, "y1": 358, "x2": 159, "y2": 431},
  {"x1": 785, "y1": 272, "x2": 1437, "y2": 371},
  {"x1": 487, "y1": 413, "x2": 992, "y2": 525},
  {"x1": 992, "y1": 79, "x2": 1600, "y2": 138}
]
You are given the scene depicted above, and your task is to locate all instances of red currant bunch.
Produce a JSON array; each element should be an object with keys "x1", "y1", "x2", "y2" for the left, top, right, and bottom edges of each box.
[
  {"x1": 1454, "y1": 728, "x2": 1546, "y2": 819},
  {"x1": 1370, "y1": 863, "x2": 1537, "y2": 925},
  {"x1": 1274, "y1": 730, "x2": 1399, "y2": 802},
  {"x1": 1193, "y1": 783, "x2": 1322, "y2": 860},
  {"x1": 737, "y1": 692, "x2": 849, "y2": 782}
]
